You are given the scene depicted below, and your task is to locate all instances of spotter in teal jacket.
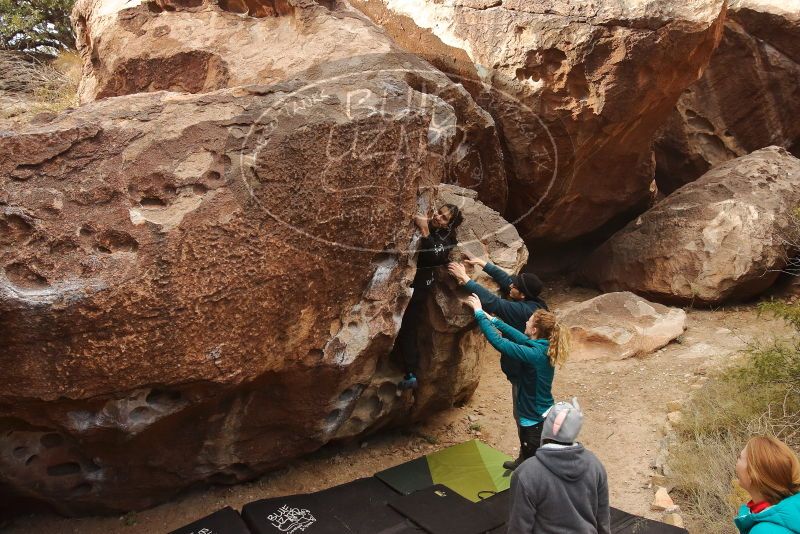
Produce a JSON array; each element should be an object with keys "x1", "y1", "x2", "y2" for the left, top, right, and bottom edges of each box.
[
  {"x1": 474, "y1": 309, "x2": 554, "y2": 424},
  {"x1": 734, "y1": 493, "x2": 800, "y2": 534}
]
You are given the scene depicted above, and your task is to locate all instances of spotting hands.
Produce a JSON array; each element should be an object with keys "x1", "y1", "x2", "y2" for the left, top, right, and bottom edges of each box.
[
  {"x1": 465, "y1": 293, "x2": 483, "y2": 312},
  {"x1": 462, "y1": 248, "x2": 488, "y2": 269},
  {"x1": 448, "y1": 262, "x2": 471, "y2": 284}
]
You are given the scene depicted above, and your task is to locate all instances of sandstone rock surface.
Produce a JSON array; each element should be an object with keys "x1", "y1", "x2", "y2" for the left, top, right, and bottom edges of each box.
[
  {"x1": 664, "y1": 513, "x2": 685, "y2": 528},
  {"x1": 349, "y1": 0, "x2": 726, "y2": 242},
  {"x1": 558, "y1": 292, "x2": 686, "y2": 361},
  {"x1": 70, "y1": 0, "x2": 508, "y2": 211},
  {"x1": 655, "y1": 0, "x2": 800, "y2": 193},
  {"x1": 651, "y1": 486, "x2": 675, "y2": 511},
  {"x1": 582, "y1": 146, "x2": 800, "y2": 305},
  {"x1": 0, "y1": 1, "x2": 521, "y2": 510}
]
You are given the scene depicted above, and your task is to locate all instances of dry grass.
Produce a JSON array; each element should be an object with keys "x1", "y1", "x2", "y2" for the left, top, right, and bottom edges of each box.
[
  {"x1": 669, "y1": 313, "x2": 800, "y2": 533},
  {"x1": 0, "y1": 49, "x2": 80, "y2": 123}
]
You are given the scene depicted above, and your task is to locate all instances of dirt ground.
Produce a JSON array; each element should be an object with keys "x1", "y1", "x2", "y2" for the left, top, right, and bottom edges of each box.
[{"x1": 5, "y1": 284, "x2": 796, "y2": 534}]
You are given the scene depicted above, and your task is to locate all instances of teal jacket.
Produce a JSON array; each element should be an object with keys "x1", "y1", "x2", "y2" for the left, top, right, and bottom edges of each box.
[
  {"x1": 465, "y1": 263, "x2": 547, "y2": 382},
  {"x1": 474, "y1": 310, "x2": 554, "y2": 424},
  {"x1": 735, "y1": 493, "x2": 800, "y2": 534}
]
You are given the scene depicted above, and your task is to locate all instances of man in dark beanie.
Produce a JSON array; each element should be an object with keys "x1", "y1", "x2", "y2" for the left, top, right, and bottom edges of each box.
[
  {"x1": 448, "y1": 254, "x2": 548, "y2": 470},
  {"x1": 508, "y1": 398, "x2": 610, "y2": 534},
  {"x1": 513, "y1": 273, "x2": 544, "y2": 303}
]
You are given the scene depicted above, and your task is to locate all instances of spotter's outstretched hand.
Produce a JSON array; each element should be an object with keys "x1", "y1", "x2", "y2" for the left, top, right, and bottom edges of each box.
[{"x1": 465, "y1": 293, "x2": 483, "y2": 312}]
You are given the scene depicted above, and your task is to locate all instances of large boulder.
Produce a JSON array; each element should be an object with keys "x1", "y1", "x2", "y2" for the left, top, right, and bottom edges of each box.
[
  {"x1": 0, "y1": 45, "x2": 520, "y2": 517},
  {"x1": 581, "y1": 146, "x2": 800, "y2": 306},
  {"x1": 655, "y1": 0, "x2": 800, "y2": 194},
  {"x1": 70, "y1": 0, "x2": 509, "y2": 211},
  {"x1": 348, "y1": 0, "x2": 726, "y2": 242},
  {"x1": 559, "y1": 292, "x2": 686, "y2": 361}
]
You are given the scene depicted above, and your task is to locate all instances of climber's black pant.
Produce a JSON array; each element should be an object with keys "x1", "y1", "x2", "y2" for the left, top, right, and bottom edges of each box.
[
  {"x1": 396, "y1": 287, "x2": 429, "y2": 374},
  {"x1": 520, "y1": 422, "x2": 544, "y2": 460}
]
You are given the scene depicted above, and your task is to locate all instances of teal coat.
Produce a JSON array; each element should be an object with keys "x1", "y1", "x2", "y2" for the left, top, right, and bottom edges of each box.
[
  {"x1": 464, "y1": 263, "x2": 546, "y2": 382},
  {"x1": 474, "y1": 310, "x2": 554, "y2": 424},
  {"x1": 735, "y1": 493, "x2": 800, "y2": 534}
]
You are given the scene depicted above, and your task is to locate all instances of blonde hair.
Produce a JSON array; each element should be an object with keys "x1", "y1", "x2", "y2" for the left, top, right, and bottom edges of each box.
[
  {"x1": 531, "y1": 309, "x2": 570, "y2": 368},
  {"x1": 745, "y1": 436, "x2": 800, "y2": 504}
]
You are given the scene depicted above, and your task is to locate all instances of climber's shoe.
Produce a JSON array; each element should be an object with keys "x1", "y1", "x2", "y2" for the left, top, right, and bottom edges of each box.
[
  {"x1": 502, "y1": 456, "x2": 523, "y2": 471},
  {"x1": 398, "y1": 373, "x2": 418, "y2": 390}
]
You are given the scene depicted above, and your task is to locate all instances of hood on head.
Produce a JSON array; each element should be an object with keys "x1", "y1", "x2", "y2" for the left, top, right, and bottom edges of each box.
[{"x1": 535, "y1": 445, "x2": 590, "y2": 482}]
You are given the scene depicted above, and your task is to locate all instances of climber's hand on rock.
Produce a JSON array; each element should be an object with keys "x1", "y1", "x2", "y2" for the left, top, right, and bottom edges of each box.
[
  {"x1": 465, "y1": 294, "x2": 482, "y2": 312},
  {"x1": 448, "y1": 262, "x2": 470, "y2": 284},
  {"x1": 414, "y1": 214, "x2": 430, "y2": 236}
]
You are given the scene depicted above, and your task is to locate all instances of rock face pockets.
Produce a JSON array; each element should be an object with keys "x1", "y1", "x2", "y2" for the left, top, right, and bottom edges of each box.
[
  {"x1": 347, "y1": 0, "x2": 727, "y2": 242},
  {"x1": 70, "y1": 0, "x2": 509, "y2": 210},
  {"x1": 655, "y1": 0, "x2": 800, "y2": 193},
  {"x1": 0, "y1": 0, "x2": 522, "y2": 514}
]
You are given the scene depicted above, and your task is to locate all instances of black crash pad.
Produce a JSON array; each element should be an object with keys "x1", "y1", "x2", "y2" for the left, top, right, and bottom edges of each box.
[
  {"x1": 388, "y1": 484, "x2": 504, "y2": 534},
  {"x1": 168, "y1": 506, "x2": 252, "y2": 534},
  {"x1": 472, "y1": 489, "x2": 688, "y2": 534},
  {"x1": 475, "y1": 491, "x2": 511, "y2": 534},
  {"x1": 241, "y1": 477, "x2": 423, "y2": 534},
  {"x1": 610, "y1": 507, "x2": 689, "y2": 534}
]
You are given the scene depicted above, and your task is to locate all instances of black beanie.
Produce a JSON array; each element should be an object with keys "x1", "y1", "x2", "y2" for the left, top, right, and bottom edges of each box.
[{"x1": 514, "y1": 273, "x2": 543, "y2": 299}]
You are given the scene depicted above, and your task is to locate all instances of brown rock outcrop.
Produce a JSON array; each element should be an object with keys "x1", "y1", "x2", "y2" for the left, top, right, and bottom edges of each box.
[
  {"x1": 71, "y1": 0, "x2": 376, "y2": 103},
  {"x1": 581, "y1": 146, "x2": 800, "y2": 306},
  {"x1": 0, "y1": 50, "x2": 520, "y2": 516},
  {"x1": 70, "y1": 0, "x2": 508, "y2": 211},
  {"x1": 559, "y1": 292, "x2": 686, "y2": 361},
  {"x1": 655, "y1": 0, "x2": 800, "y2": 194},
  {"x1": 349, "y1": 0, "x2": 726, "y2": 242}
]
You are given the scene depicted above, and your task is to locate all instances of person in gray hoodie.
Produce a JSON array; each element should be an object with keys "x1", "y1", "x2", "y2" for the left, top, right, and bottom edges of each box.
[{"x1": 508, "y1": 398, "x2": 610, "y2": 534}]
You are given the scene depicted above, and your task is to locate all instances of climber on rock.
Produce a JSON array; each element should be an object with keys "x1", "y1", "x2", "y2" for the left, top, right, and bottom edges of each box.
[
  {"x1": 465, "y1": 294, "x2": 570, "y2": 471},
  {"x1": 448, "y1": 256, "x2": 548, "y2": 469},
  {"x1": 396, "y1": 203, "x2": 464, "y2": 390}
]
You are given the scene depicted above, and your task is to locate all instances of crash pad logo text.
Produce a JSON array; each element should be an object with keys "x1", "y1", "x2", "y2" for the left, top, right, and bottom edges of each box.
[{"x1": 268, "y1": 505, "x2": 316, "y2": 532}]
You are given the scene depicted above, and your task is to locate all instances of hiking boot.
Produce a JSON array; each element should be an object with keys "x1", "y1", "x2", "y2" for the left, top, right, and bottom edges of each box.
[
  {"x1": 398, "y1": 373, "x2": 418, "y2": 390},
  {"x1": 503, "y1": 457, "x2": 522, "y2": 471}
]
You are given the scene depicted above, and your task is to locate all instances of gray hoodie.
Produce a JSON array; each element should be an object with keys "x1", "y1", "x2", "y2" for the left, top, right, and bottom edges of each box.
[{"x1": 508, "y1": 444, "x2": 610, "y2": 534}]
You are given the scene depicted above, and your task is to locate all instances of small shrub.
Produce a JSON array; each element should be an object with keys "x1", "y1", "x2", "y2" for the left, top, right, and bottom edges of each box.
[
  {"x1": 29, "y1": 50, "x2": 80, "y2": 113},
  {"x1": 418, "y1": 433, "x2": 439, "y2": 445},
  {"x1": 120, "y1": 511, "x2": 137, "y2": 527},
  {"x1": 0, "y1": 49, "x2": 80, "y2": 121},
  {"x1": 670, "y1": 299, "x2": 800, "y2": 532}
]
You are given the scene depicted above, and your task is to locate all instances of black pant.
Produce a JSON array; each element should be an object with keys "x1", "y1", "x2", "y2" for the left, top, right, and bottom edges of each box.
[
  {"x1": 396, "y1": 287, "x2": 429, "y2": 374},
  {"x1": 520, "y1": 423, "x2": 543, "y2": 460}
]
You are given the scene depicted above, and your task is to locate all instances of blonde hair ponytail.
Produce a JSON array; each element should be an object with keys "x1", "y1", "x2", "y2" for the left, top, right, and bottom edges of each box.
[
  {"x1": 548, "y1": 323, "x2": 570, "y2": 368},
  {"x1": 531, "y1": 309, "x2": 570, "y2": 368}
]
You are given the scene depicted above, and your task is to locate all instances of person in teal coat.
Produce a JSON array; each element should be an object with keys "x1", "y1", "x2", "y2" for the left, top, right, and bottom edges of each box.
[
  {"x1": 449, "y1": 256, "x2": 547, "y2": 469},
  {"x1": 734, "y1": 435, "x2": 800, "y2": 534},
  {"x1": 465, "y1": 293, "x2": 570, "y2": 466}
]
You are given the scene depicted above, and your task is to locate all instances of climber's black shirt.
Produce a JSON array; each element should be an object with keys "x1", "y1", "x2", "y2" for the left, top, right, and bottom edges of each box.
[{"x1": 412, "y1": 229, "x2": 457, "y2": 290}]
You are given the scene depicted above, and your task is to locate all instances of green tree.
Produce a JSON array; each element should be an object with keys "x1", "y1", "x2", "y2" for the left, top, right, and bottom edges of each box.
[{"x1": 0, "y1": 0, "x2": 76, "y2": 55}]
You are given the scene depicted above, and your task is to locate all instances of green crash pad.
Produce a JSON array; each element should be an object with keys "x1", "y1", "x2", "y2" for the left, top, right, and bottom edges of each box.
[{"x1": 376, "y1": 440, "x2": 513, "y2": 503}]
